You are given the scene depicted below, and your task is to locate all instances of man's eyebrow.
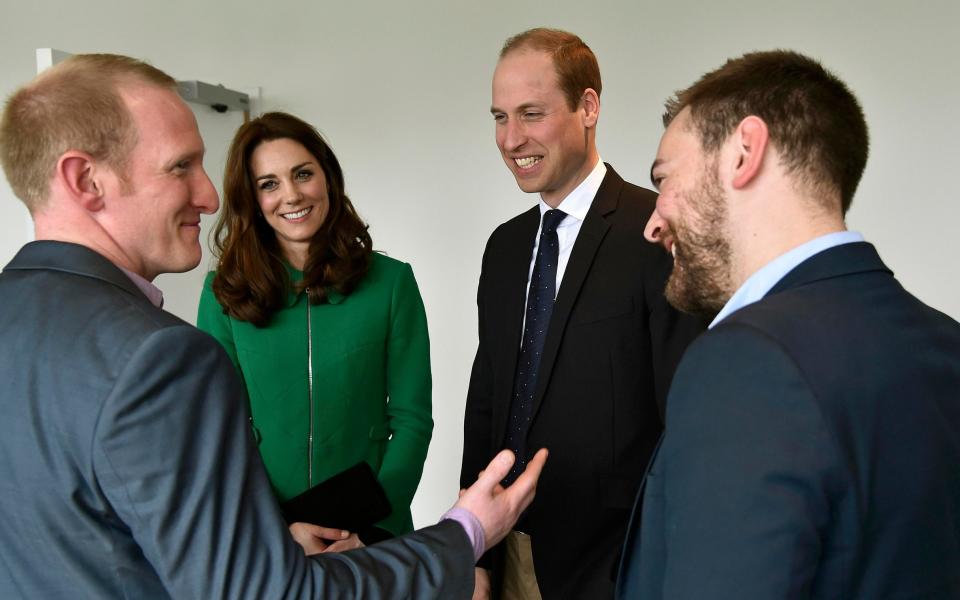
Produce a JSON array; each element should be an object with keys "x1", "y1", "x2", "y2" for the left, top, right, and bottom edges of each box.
[
  {"x1": 650, "y1": 158, "x2": 663, "y2": 189},
  {"x1": 489, "y1": 102, "x2": 541, "y2": 115},
  {"x1": 165, "y1": 147, "x2": 203, "y2": 170}
]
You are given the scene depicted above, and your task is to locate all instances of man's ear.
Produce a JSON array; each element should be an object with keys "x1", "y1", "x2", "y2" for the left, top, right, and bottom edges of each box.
[
  {"x1": 581, "y1": 88, "x2": 600, "y2": 128},
  {"x1": 56, "y1": 151, "x2": 106, "y2": 212},
  {"x1": 730, "y1": 116, "x2": 769, "y2": 190}
]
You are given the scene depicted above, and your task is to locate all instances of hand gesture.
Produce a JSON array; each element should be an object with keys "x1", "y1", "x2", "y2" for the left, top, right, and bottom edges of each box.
[{"x1": 454, "y1": 448, "x2": 548, "y2": 548}]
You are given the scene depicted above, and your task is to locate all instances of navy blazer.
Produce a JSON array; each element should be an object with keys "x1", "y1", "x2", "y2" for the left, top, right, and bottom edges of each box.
[
  {"x1": 617, "y1": 242, "x2": 960, "y2": 598},
  {"x1": 0, "y1": 241, "x2": 473, "y2": 599}
]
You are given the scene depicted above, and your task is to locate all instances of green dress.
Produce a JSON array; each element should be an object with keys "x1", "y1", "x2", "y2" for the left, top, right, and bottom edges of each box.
[{"x1": 197, "y1": 253, "x2": 432, "y2": 536}]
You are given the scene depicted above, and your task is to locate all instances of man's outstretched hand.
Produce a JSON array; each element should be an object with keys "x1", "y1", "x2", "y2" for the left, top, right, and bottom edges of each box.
[{"x1": 454, "y1": 448, "x2": 548, "y2": 548}]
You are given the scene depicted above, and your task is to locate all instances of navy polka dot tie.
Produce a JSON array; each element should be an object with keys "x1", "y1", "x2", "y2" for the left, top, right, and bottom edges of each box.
[{"x1": 503, "y1": 209, "x2": 566, "y2": 485}]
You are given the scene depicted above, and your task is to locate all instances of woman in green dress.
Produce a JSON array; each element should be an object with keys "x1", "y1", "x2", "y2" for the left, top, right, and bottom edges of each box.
[{"x1": 197, "y1": 112, "x2": 432, "y2": 553}]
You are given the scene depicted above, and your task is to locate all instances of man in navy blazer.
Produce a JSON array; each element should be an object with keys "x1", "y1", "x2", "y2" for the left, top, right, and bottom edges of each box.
[
  {"x1": 0, "y1": 53, "x2": 546, "y2": 599},
  {"x1": 616, "y1": 50, "x2": 960, "y2": 598}
]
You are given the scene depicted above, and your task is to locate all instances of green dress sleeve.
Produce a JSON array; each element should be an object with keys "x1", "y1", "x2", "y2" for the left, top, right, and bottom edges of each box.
[
  {"x1": 376, "y1": 262, "x2": 433, "y2": 535},
  {"x1": 196, "y1": 271, "x2": 241, "y2": 373}
]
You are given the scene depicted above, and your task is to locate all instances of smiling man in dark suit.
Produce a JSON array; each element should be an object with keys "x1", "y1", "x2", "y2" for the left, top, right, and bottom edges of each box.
[
  {"x1": 616, "y1": 50, "x2": 960, "y2": 598},
  {"x1": 461, "y1": 28, "x2": 705, "y2": 599}
]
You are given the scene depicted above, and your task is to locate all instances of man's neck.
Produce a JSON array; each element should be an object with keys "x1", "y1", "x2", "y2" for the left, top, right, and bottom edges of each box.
[
  {"x1": 731, "y1": 208, "x2": 846, "y2": 290},
  {"x1": 31, "y1": 222, "x2": 164, "y2": 307},
  {"x1": 34, "y1": 215, "x2": 151, "y2": 281},
  {"x1": 540, "y1": 152, "x2": 602, "y2": 208}
]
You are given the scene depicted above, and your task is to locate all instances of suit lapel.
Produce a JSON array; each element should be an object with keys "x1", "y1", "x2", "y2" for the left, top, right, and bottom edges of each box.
[
  {"x1": 491, "y1": 206, "x2": 541, "y2": 449},
  {"x1": 529, "y1": 166, "x2": 623, "y2": 421}
]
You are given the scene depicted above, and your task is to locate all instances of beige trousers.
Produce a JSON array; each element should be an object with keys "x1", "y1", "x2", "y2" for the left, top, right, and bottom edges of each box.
[{"x1": 501, "y1": 531, "x2": 542, "y2": 600}]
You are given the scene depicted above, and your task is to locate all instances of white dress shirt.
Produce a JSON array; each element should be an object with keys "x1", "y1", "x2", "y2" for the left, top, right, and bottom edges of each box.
[
  {"x1": 520, "y1": 159, "x2": 606, "y2": 338},
  {"x1": 527, "y1": 158, "x2": 606, "y2": 299}
]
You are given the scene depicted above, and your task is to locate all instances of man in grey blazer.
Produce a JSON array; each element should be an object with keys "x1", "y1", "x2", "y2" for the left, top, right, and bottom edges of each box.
[
  {"x1": 616, "y1": 50, "x2": 960, "y2": 598},
  {"x1": 0, "y1": 53, "x2": 547, "y2": 599}
]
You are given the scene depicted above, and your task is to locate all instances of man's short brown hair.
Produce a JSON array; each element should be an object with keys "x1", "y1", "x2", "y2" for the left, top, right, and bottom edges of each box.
[
  {"x1": 0, "y1": 53, "x2": 176, "y2": 211},
  {"x1": 500, "y1": 28, "x2": 602, "y2": 111},
  {"x1": 665, "y1": 50, "x2": 868, "y2": 214}
]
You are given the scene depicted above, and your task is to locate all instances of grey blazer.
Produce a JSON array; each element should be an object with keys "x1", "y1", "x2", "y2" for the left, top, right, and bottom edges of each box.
[{"x1": 0, "y1": 241, "x2": 473, "y2": 599}]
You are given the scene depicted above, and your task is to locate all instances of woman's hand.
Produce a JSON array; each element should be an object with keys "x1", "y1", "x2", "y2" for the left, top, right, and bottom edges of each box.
[
  {"x1": 322, "y1": 532, "x2": 364, "y2": 553},
  {"x1": 288, "y1": 522, "x2": 353, "y2": 556}
]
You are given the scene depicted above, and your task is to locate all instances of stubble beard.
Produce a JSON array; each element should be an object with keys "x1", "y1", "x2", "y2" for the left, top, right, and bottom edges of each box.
[{"x1": 664, "y1": 167, "x2": 734, "y2": 317}]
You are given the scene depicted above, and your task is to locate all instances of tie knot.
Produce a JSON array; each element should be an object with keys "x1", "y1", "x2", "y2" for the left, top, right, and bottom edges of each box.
[{"x1": 542, "y1": 209, "x2": 566, "y2": 234}]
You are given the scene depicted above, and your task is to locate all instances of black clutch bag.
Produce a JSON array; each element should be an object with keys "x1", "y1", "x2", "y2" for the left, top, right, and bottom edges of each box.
[{"x1": 280, "y1": 461, "x2": 392, "y2": 532}]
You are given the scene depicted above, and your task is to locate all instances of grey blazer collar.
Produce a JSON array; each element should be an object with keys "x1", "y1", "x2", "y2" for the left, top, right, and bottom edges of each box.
[{"x1": 4, "y1": 240, "x2": 148, "y2": 302}]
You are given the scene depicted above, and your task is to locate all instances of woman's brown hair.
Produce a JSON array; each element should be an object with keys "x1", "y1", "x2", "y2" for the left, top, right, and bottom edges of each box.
[{"x1": 211, "y1": 112, "x2": 372, "y2": 326}]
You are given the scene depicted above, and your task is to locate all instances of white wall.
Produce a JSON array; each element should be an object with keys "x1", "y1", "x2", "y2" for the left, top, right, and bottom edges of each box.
[{"x1": 1, "y1": 0, "x2": 957, "y2": 527}]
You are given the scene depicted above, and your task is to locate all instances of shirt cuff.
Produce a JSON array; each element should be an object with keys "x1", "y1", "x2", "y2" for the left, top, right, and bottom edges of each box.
[{"x1": 441, "y1": 507, "x2": 486, "y2": 561}]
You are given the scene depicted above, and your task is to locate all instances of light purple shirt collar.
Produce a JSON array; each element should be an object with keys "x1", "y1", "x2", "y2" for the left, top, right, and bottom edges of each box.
[
  {"x1": 710, "y1": 230, "x2": 864, "y2": 329},
  {"x1": 118, "y1": 266, "x2": 164, "y2": 308}
]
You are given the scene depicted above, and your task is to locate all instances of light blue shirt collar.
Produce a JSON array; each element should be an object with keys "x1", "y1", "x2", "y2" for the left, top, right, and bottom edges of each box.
[{"x1": 710, "y1": 230, "x2": 864, "y2": 329}]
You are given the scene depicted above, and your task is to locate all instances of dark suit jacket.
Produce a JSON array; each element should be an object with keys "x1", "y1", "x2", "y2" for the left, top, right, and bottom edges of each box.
[
  {"x1": 461, "y1": 165, "x2": 706, "y2": 598},
  {"x1": 617, "y1": 242, "x2": 960, "y2": 599},
  {"x1": 0, "y1": 241, "x2": 473, "y2": 599}
]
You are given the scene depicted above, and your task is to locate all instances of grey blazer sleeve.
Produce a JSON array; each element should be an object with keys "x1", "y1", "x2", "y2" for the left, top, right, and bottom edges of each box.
[
  {"x1": 649, "y1": 324, "x2": 838, "y2": 599},
  {"x1": 93, "y1": 325, "x2": 473, "y2": 599}
]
